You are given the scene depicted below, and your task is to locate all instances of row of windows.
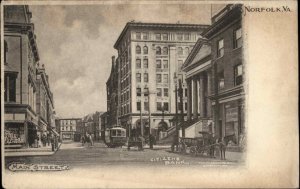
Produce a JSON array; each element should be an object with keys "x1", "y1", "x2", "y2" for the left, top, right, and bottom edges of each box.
[
  {"x1": 135, "y1": 32, "x2": 191, "y2": 41},
  {"x1": 135, "y1": 46, "x2": 189, "y2": 56},
  {"x1": 137, "y1": 102, "x2": 169, "y2": 112},
  {"x1": 61, "y1": 126, "x2": 75, "y2": 131},
  {"x1": 136, "y1": 73, "x2": 149, "y2": 83},
  {"x1": 217, "y1": 28, "x2": 242, "y2": 58},
  {"x1": 121, "y1": 90, "x2": 130, "y2": 103},
  {"x1": 156, "y1": 74, "x2": 169, "y2": 83},
  {"x1": 157, "y1": 88, "x2": 169, "y2": 97},
  {"x1": 136, "y1": 87, "x2": 149, "y2": 96},
  {"x1": 136, "y1": 58, "x2": 148, "y2": 69},
  {"x1": 218, "y1": 64, "x2": 243, "y2": 89},
  {"x1": 121, "y1": 76, "x2": 130, "y2": 90}
]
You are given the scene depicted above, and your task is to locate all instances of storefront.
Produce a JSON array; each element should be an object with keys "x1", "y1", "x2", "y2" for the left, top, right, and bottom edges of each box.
[{"x1": 4, "y1": 122, "x2": 26, "y2": 148}]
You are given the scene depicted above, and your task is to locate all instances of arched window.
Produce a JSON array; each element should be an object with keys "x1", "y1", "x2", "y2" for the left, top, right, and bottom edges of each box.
[
  {"x1": 4, "y1": 40, "x2": 8, "y2": 64},
  {"x1": 136, "y1": 45, "x2": 141, "y2": 54},
  {"x1": 185, "y1": 47, "x2": 189, "y2": 54},
  {"x1": 162, "y1": 47, "x2": 168, "y2": 55},
  {"x1": 178, "y1": 47, "x2": 183, "y2": 55},
  {"x1": 143, "y1": 46, "x2": 148, "y2": 54},
  {"x1": 156, "y1": 46, "x2": 161, "y2": 55}
]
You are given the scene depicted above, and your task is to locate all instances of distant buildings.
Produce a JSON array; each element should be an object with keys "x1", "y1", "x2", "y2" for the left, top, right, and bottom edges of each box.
[
  {"x1": 56, "y1": 118, "x2": 82, "y2": 142},
  {"x1": 107, "y1": 22, "x2": 208, "y2": 140},
  {"x1": 4, "y1": 5, "x2": 57, "y2": 149}
]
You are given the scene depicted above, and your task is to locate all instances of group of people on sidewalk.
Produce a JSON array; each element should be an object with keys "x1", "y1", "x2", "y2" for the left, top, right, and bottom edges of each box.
[{"x1": 81, "y1": 133, "x2": 94, "y2": 147}]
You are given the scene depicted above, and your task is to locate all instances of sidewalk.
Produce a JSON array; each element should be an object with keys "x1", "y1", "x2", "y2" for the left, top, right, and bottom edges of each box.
[{"x1": 5, "y1": 143, "x2": 62, "y2": 157}]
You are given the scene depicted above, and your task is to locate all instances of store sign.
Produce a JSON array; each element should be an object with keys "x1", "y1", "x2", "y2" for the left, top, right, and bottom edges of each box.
[
  {"x1": 5, "y1": 127, "x2": 25, "y2": 144},
  {"x1": 226, "y1": 107, "x2": 238, "y2": 122}
]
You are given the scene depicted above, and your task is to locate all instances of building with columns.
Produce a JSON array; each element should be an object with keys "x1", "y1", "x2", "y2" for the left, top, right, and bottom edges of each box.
[
  {"x1": 4, "y1": 5, "x2": 40, "y2": 149},
  {"x1": 202, "y1": 4, "x2": 245, "y2": 145},
  {"x1": 181, "y1": 38, "x2": 213, "y2": 138},
  {"x1": 110, "y1": 22, "x2": 208, "y2": 140}
]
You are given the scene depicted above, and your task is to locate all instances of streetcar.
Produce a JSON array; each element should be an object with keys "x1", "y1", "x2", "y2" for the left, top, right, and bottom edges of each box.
[{"x1": 104, "y1": 127, "x2": 127, "y2": 148}]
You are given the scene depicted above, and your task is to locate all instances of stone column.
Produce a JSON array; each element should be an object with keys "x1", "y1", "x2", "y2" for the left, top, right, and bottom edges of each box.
[
  {"x1": 199, "y1": 74, "x2": 205, "y2": 117},
  {"x1": 187, "y1": 79, "x2": 192, "y2": 120},
  {"x1": 207, "y1": 71, "x2": 212, "y2": 117},
  {"x1": 192, "y1": 78, "x2": 198, "y2": 119}
]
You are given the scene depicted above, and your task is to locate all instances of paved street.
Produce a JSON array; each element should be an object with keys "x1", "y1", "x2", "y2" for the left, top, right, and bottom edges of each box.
[{"x1": 5, "y1": 142, "x2": 244, "y2": 170}]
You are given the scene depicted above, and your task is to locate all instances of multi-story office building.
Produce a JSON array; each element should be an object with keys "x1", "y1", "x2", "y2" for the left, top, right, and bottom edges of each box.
[
  {"x1": 57, "y1": 118, "x2": 81, "y2": 141},
  {"x1": 4, "y1": 6, "x2": 40, "y2": 148},
  {"x1": 111, "y1": 22, "x2": 208, "y2": 140},
  {"x1": 202, "y1": 4, "x2": 245, "y2": 145}
]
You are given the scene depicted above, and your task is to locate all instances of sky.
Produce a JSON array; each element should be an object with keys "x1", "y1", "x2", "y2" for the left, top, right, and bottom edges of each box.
[{"x1": 30, "y1": 3, "x2": 225, "y2": 118}]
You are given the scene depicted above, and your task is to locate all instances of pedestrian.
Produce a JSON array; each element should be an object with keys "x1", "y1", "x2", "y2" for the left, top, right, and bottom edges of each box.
[
  {"x1": 81, "y1": 135, "x2": 85, "y2": 146},
  {"x1": 171, "y1": 133, "x2": 179, "y2": 152},
  {"x1": 55, "y1": 135, "x2": 58, "y2": 150},
  {"x1": 209, "y1": 134, "x2": 216, "y2": 158},
  {"x1": 218, "y1": 137, "x2": 226, "y2": 160},
  {"x1": 89, "y1": 134, "x2": 93, "y2": 146},
  {"x1": 50, "y1": 134, "x2": 55, "y2": 151},
  {"x1": 149, "y1": 134, "x2": 154, "y2": 149}
]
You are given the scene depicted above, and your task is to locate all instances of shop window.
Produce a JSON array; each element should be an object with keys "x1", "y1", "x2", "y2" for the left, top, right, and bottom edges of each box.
[
  {"x1": 162, "y1": 47, "x2": 168, "y2": 55},
  {"x1": 136, "y1": 45, "x2": 141, "y2": 54},
  {"x1": 136, "y1": 59, "x2": 141, "y2": 69},
  {"x1": 144, "y1": 73, "x2": 148, "y2": 83},
  {"x1": 218, "y1": 71, "x2": 225, "y2": 89},
  {"x1": 143, "y1": 46, "x2": 148, "y2": 54},
  {"x1": 136, "y1": 32, "x2": 141, "y2": 40},
  {"x1": 143, "y1": 58, "x2": 148, "y2": 68},
  {"x1": 156, "y1": 47, "x2": 161, "y2": 55},
  {"x1": 234, "y1": 64, "x2": 243, "y2": 86},
  {"x1": 234, "y1": 28, "x2": 242, "y2": 49},
  {"x1": 4, "y1": 73, "x2": 17, "y2": 102},
  {"x1": 136, "y1": 73, "x2": 141, "y2": 83},
  {"x1": 137, "y1": 88, "x2": 141, "y2": 96},
  {"x1": 217, "y1": 39, "x2": 224, "y2": 58}
]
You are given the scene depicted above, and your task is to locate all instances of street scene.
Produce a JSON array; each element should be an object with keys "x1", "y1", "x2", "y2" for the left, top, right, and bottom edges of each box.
[{"x1": 3, "y1": 3, "x2": 245, "y2": 172}]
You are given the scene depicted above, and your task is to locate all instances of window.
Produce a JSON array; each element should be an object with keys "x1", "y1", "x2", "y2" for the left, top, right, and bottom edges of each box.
[
  {"x1": 143, "y1": 46, "x2": 148, "y2": 54},
  {"x1": 164, "y1": 88, "x2": 168, "y2": 97},
  {"x1": 162, "y1": 33, "x2": 168, "y2": 40},
  {"x1": 185, "y1": 88, "x2": 187, "y2": 97},
  {"x1": 218, "y1": 71, "x2": 225, "y2": 89},
  {"x1": 136, "y1": 59, "x2": 141, "y2": 68},
  {"x1": 234, "y1": 28, "x2": 242, "y2": 49},
  {"x1": 136, "y1": 73, "x2": 141, "y2": 82},
  {"x1": 144, "y1": 102, "x2": 149, "y2": 111},
  {"x1": 136, "y1": 32, "x2": 141, "y2": 40},
  {"x1": 156, "y1": 47, "x2": 161, "y2": 55},
  {"x1": 144, "y1": 88, "x2": 149, "y2": 96},
  {"x1": 217, "y1": 39, "x2": 224, "y2": 58},
  {"x1": 4, "y1": 40, "x2": 8, "y2": 64},
  {"x1": 178, "y1": 60, "x2": 183, "y2": 69},
  {"x1": 157, "y1": 88, "x2": 162, "y2": 97},
  {"x1": 142, "y1": 32, "x2": 148, "y2": 40},
  {"x1": 156, "y1": 74, "x2": 162, "y2": 83},
  {"x1": 137, "y1": 102, "x2": 141, "y2": 111},
  {"x1": 136, "y1": 45, "x2": 141, "y2": 54},
  {"x1": 163, "y1": 60, "x2": 168, "y2": 69},
  {"x1": 185, "y1": 47, "x2": 189, "y2": 54},
  {"x1": 178, "y1": 47, "x2": 183, "y2": 55},
  {"x1": 156, "y1": 60, "x2": 162, "y2": 69},
  {"x1": 184, "y1": 33, "x2": 190, "y2": 40},
  {"x1": 234, "y1": 64, "x2": 243, "y2": 85},
  {"x1": 177, "y1": 33, "x2": 183, "y2": 41},
  {"x1": 66, "y1": 126, "x2": 68, "y2": 131},
  {"x1": 143, "y1": 58, "x2": 148, "y2": 68},
  {"x1": 137, "y1": 88, "x2": 141, "y2": 96},
  {"x1": 185, "y1": 102, "x2": 188, "y2": 111},
  {"x1": 162, "y1": 47, "x2": 168, "y2": 55},
  {"x1": 163, "y1": 102, "x2": 169, "y2": 111},
  {"x1": 4, "y1": 73, "x2": 17, "y2": 102},
  {"x1": 144, "y1": 73, "x2": 148, "y2": 83},
  {"x1": 157, "y1": 102, "x2": 162, "y2": 111},
  {"x1": 155, "y1": 33, "x2": 161, "y2": 40},
  {"x1": 163, "y1": 74, "x2": 168, "y2": 83}
]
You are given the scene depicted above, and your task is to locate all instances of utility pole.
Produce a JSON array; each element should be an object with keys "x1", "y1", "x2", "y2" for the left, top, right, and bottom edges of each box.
[
  {"x1": 178, "y1": 79, "x2": 185, "y2": 137},
  {"x1": 213, "y1": 59, "x2": 220, "y2": 138},
  {"x1": 140, "y1": 100, "x2": 143, "y2": 137}
]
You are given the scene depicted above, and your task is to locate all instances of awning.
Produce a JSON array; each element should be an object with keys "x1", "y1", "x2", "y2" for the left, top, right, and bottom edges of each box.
[{"x1": 50, "y1": 129, "x2": 59, "y2": 136}]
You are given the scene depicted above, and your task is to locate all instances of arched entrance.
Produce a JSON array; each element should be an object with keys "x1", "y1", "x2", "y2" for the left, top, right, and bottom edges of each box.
[{"x1": 157, "y1": 121, "x2": 168, "y2": 140}]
